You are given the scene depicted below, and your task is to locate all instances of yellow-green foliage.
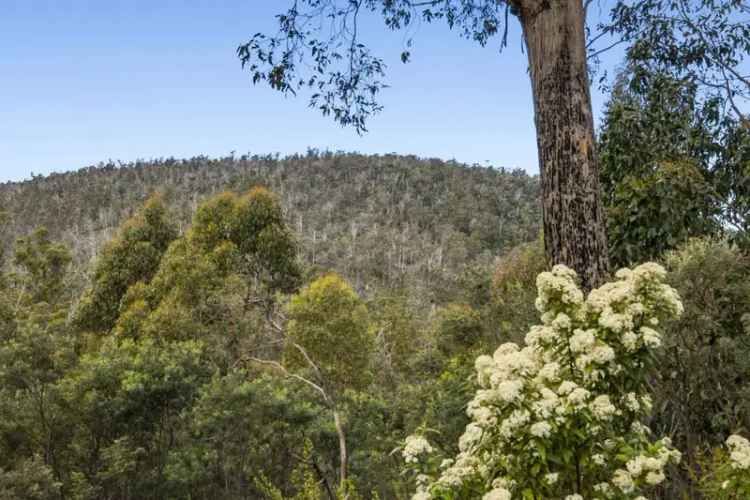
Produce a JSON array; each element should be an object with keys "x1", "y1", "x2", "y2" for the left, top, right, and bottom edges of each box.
[
  {"x1": 191, "y1": 187, "x2": 301, "y2": 293},
  {"x1": 697, "y1": 435, "x2": 750, "y2": 499},
  {"x1": 75, "y1": 194, "x2": 177, "y2": 332},
  {"x1": 285, "y1": 273, "x2": 371, "y2": 393},
  {"x1": 113, "y1": 188, "x2": 300, "y2": 342},
  {"x1": 369, "y1": 291, "x2": 421, "y2": 377},
  {"x1": 254, "y1": 440, "x2": 324, "y2": 500}
]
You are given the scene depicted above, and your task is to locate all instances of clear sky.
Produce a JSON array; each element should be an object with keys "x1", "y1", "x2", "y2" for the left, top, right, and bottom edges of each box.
[{"x1": 0, "y1": 1, "x2": 622, "y2": 183}]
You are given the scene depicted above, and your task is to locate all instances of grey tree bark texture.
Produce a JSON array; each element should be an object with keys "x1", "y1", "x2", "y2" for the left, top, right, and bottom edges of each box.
[{"x1": 514, "y1": 0, "x2": 611, "y2": 291}]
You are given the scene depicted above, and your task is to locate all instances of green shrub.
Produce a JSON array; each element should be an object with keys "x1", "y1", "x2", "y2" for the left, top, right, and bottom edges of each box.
[{"x1": 651, "y1": 238, "x2": 750, "y2": 497}]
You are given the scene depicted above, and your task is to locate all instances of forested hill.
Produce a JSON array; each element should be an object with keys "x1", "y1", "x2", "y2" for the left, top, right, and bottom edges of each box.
[{"x1": 0, "y1": 152, "x2": 540, "y2": 301}]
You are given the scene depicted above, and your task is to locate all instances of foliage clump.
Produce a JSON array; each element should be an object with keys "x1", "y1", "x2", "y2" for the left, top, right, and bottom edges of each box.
[
  {"x1": 11, "y1": 227, "x2": 72, "y2": 307},
  {"x1": 285, "y1": 273, "x2": 371, "y2": 395},
  {"x1": 75, "y1": 194, "x2": 177, "y2": 332},
  {"x1": 489, "y1": 238, "x2": 547, "y2": 342},
  {"x1": 645, "y1": 238, "x2": 750, "y2": 495},
  {"x1": 113, "y1": 188, "x2": 301, "y2": 344}
]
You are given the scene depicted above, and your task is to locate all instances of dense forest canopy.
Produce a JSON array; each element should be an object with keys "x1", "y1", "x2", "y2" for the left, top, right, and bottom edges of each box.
[{"x1": 0, "y1": 145, "x2": 748, "y2": 498}]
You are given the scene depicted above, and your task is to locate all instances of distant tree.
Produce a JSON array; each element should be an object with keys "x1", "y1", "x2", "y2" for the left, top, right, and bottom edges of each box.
[
  {"x1": 114, "y1": 188, "x2": 301, "y2": 348},
  {"x1": 166, "y1": 373, "x2": 331, "y2": 499},
  {"x1": 284, "y1": 274, "x2": 372, "y2": 395},
  {"x1": 11, "y1": 227, "x2": 72, "y2": 307},
  {"x1": 190, "y1": 187, "x2": 302, "y2": 299},
  {"x1": 490, "y1": 238, "x2": 547, "y2": 341},
  {"x1": 659, "y1": 240, "x2": 750, "y2": 445},
  {"x1": 239, "y1": 0, "x2": 610, "y2": 289},
  {"x1": 0, "y1": 456, "x2": 61, "y2": 500},
  {"x1": 0, "y1": 214, "x2": 10, "y2": 337},
  {"x1": 606, "y1": 160, "x2": 718, "y2": 266},
  {"x1": 0, "y1": 210, "x2": 8, "y2": 272},
  {"x1": 602, "y1": 1, "x2": 750, "y2": 252},
  {"x1": 285, "y1": 274, "x2": 371, "y2": 488},
  {"x1": 0, "y1": 231, "x2": 76, "y2": 494},
  {"x1": 250, "y1": 274, "x2": 372, "y2": 488},
  {"x1": 56, "y1": 337, "x2": 209, "y2": 499},
  {"x1": 369, "y1": 291, "x2": 421, "y2": 377},
  {"x1": 75, "y1": 194, "x2": 177, "y2": 332},
  {"x1": 599, "y1": 70, "x2": 723, "y2": 200}
]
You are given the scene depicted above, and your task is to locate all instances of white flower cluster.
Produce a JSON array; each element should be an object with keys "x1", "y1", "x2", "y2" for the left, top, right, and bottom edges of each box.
[
  {"x1": 727, "y1": 434, "x2": 750, "y2": 470},
  {"x1": 403, "y1": 434, "x2": 434, "y2": 464},
  {"x1": 482, "y1": 487, "x2": 511, "y2": 500},
  {"x1": 612, "y1": 441, "x2": 682, "y2": 492},
  {"x1": 406, "y1": 263, "x2": 684, "y2": 499}
]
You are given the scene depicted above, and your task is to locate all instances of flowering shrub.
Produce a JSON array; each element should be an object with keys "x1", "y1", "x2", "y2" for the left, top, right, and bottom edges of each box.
[
  {"x1": 698, "y1": 434, "x2": 750, "y2": 499},
  {"x1": 403, "y1": 263, "x2": 684, "y2": 499}
]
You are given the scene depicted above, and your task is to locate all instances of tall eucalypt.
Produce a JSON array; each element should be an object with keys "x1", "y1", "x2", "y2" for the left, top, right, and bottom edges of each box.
[{"x1": 404, "y1": 263, "x2": 684, "y2": 499}]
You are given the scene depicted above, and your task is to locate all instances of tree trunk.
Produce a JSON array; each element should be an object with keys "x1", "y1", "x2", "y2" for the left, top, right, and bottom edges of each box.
[
  {"x1": 516, "y1": 0, "x2": 610, "y2": 291},
  {"x1": 333, "y1": 409, "x2": 347, "y2": 488}
]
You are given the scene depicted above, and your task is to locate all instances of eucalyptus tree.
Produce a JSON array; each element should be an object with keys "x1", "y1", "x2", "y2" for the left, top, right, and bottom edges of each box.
[
  {"x1": 75, "y1": 194, "x2": 178, "y2": 333},
  {"x1": 248, "y1": 273, "x2": 372, "y2": 491},
  {"x1": 238, "y1": 0, "x2": 611, "y2": 289}
]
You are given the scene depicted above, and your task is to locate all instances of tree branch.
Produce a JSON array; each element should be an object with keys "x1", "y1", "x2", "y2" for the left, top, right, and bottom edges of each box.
[
  {"x1": 291, "y1": 341, "x2": 324, "y2": 378},
  {"x1": 721, "y1": 66, "x2": 750, "y2": 125},
  {"x1": 246, "y1": 356, "x2": 331, "y2": 405},
  {"x1": 588, "y1": 39, "x2": 626, "y2": 60}
]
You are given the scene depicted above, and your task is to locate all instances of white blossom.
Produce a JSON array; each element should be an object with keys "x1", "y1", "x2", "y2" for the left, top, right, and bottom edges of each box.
[
  {"x1": 482, "y1": 488, "x2": 511, "y2": 500},
  {"x1": 590, "y1": 395, "x2": 617, "y2": 419},
  {"x1": 530, "y1": 421, "x2": 552, "y2": 438},
  {"x1": 612, "y1": 469, "x2": 635, "y2": 493},
  {"x1": 640, "y1": 326, "x2": 662, "y2": 348},
  {"x1": 496, "y1": 379, "x2": 524, "y2": 403},
  {"x1": 622, "y1": 331, "x2": 639, "y2": 351},
  {"x1": 567, "y1": 387, "x2": 590, "y2": 407},
  {"x1": 727, "y1": 434, "x2": 750, "y2": 469},
  {"x1": 590, "y1": 344, "x2": 615, "y2": 364},
  {"x1": 403, "y1": 435, "x2": 433, "y2": 463},
  {"x1": 645, "y1": 470, "x2": 665, "y2": 485},
  {"x1": 624, "y1": 392, "x2": 640, "y2": 412},
  {"x1": 569, "y1": 329, "x2": 595, "y2": 353}
]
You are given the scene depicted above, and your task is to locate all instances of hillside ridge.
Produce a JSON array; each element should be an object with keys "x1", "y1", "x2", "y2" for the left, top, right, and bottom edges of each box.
[{"x1": 0, "y1": 152, "x2": 541, "y2": 301}]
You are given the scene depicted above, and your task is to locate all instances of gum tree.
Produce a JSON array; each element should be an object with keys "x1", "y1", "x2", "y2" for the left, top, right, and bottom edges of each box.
[{"x1": 238, "y1": 0, "x2": 610, "y2": 289}]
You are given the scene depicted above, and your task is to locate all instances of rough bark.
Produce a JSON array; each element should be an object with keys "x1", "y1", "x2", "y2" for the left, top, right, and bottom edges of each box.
[{"x1": 515, "y1": 0, "x2": 610, "y2": 291}]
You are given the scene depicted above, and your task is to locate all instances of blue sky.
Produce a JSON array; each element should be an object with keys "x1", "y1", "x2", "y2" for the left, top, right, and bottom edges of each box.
[{"x1": 0, "y1": 1, "x2": 622, "y2": 183}]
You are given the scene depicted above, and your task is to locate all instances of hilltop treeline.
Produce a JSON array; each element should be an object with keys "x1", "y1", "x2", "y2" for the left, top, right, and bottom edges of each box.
[{"x1": 0, "y1": 152, "x2": 541, "y2": 303}]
